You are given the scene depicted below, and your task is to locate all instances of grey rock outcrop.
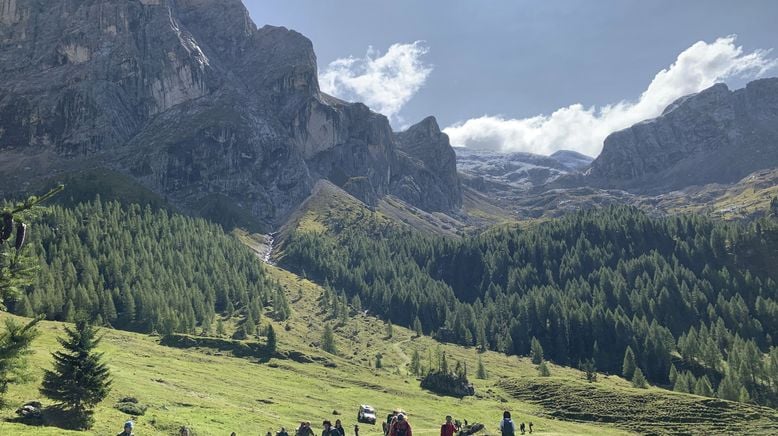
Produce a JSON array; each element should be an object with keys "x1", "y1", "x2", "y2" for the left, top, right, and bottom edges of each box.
[
  {"x1": 587, "y1": 78, "x2": 778, "y2": 192},
  {"x1": 0, "y1": 0, "x2": 461, "y2": 229},
  {"x1": 392, "y1": 116, "x2": 462, "y2": 211}
]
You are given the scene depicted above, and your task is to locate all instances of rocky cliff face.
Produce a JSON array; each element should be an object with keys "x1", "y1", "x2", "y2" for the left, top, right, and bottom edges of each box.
[
  {"x1": 0, "y1": 0, "x2": 461, "y2": 229},
  {"x1": 588, "y1": 78, "x2": 778, "y2": 192},
  {"x1": 392, "y1": 116, "x2": 462, "y2": 211}
]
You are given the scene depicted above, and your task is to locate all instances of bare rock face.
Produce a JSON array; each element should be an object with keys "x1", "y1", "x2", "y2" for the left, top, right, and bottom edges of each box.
[
  {"x1": 392, "y1": 116, "x2": 462, "y2": 211},
  {"x1": 0, "y1": 0, "x2": 461, "y2": 229},
  {"x1": 588, "y1": 78, "x2": 778, "y2": 192}
]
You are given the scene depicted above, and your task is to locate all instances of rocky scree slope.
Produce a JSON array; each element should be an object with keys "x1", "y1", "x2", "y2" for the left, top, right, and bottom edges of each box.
[{"x1": 0, "y1": 0, "x2": 461, "y2": 230}]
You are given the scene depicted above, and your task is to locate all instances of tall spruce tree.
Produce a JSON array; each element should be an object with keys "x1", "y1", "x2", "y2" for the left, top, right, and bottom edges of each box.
[
  {"x1": 531, "y1": 337, "x2": 544, "y2": 364},
  {"x1": 266, "y1": 324, "x2": 277, "y2": 355},
  {"x1": 622, "y1": 346, "x2": 637, "y2": 380},
  {"x1": 0, "y1": 318, "x2": 40, "y2": 402},
  {"x1": 322, "y1": 324, "x2": 337, "y2": 354},
  {"x1": 477, "y1": 354, "x2": 488, "y2": 379},
  {"x1": 632, "y1": 367, "x2": 648, "y2": 388},
  {"x1": 40, "y1": 320, "x2": 112, "y2": 428},
  {"x1": 0, "y1": 187, "x2": 60, "y2": 405},
  {"x1": 410, "y1": 349, "x2": 422, "y2": 376}
]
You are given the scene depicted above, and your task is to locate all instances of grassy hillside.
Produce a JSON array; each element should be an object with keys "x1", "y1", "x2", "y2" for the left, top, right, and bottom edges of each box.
[{"x1": 2, "y1": 264, "x2": 776, "y2": 435}]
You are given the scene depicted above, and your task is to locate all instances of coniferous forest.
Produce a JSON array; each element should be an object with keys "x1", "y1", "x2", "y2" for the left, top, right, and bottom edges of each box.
[
  {"x1": 5, "y1": 196, "x2": 778, "y2": 408},
  {"x1": 8, "y1": 198, "x2": 281, "y2": 336},
  {"x1": 281, "y1": 205, "x2": 778, "y2": 406}
]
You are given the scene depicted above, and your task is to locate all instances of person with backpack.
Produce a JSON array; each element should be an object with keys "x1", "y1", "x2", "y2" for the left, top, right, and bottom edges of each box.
[
  {"x1": 499, "y1": 411, "x2": 515, "y2": 436},
  {"x1": 334, "y1": 419, "x2": 346, "y2": 436},
  {"x1": 323, "y1": 421, "x2": 339, "y2": 436},
  {"x1": 117, "y1": 421, "x2": 135, "y2": 436},
  {"x1": 519, "y1": 422, "x2": 526, "y2": 435},
  {"x1": 389, "y1": 413, "x2": 412, "y2": 436},
  {"x1": 441, "y1": 415, "x2": 457, "y2": 436}
]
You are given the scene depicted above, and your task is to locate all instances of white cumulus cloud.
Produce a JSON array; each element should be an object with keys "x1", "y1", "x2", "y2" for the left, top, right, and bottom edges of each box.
[
  {"x1": 319, "y1": 41, "x2": 432, "y2": 123},
  {"x1": 443, "y1": 36, "x2": 777, "y2": 157}
]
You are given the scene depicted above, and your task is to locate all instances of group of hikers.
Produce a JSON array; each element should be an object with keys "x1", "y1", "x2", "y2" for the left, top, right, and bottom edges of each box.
[{"x1": 117, "y1": 410, "x2": 534, "y2": 435}]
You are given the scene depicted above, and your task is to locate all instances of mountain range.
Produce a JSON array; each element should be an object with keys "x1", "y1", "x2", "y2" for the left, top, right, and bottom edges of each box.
[
  {"x1": 1, "y1": 0, "x2": 777, "y2": 229},
  {"x1": 0, "y1": 0, "x2": 459, "y2": 232}
]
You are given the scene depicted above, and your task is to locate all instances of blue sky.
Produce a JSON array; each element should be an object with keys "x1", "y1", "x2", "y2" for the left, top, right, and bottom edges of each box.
[{"x1": 244, "y1": 1, "x2": 778, "y2": 156}]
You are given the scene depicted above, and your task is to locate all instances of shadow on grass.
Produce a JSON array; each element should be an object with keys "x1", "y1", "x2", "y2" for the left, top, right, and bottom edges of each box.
[{"x1": 6, "y1": 405, "x2": 89, "y2": 431}]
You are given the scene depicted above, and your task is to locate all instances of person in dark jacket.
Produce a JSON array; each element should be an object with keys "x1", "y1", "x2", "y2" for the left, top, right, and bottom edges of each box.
[
  {"x1": 118, "y1": 421, "x2": 134, "y2": 436},
  {"x1": 278, "y1": 427, "x2": 290, "y2": 436},
  {"x1": 499, "y1": 411, "x2": 515, "y2": 436},
  {"x1": 323, "y1": 421, "x2": 339, "y2": 436},
  {"x1": 334, "y1": 419, "x2": 346, "y2": 436}
]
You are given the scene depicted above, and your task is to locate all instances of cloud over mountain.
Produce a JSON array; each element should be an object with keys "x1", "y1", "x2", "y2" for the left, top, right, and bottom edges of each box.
[
  {"x1": 319, "y1": 41, "x2": 432, "y2": 124},
  {"x1": 443, "y1": 36, "x2": 777, "y2": 156}
]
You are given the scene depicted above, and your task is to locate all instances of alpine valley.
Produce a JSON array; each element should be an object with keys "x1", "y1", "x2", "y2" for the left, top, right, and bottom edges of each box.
[{"x1": 1, "y1": 1, "x2": 778, "y2": 435}]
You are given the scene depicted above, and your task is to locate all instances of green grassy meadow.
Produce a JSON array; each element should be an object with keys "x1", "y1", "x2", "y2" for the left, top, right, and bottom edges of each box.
[{"x1": 1, "y1": 263, "x2": 775, "y2": 435}]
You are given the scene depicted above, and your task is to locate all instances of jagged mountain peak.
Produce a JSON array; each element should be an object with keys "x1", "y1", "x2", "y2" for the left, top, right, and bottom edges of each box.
[
  {"x1": 0, "y1": 0, "x2": 462, "y2": 231},
  {"x1": 587, "y1": 77, "x2": 778, "y2": 192}
]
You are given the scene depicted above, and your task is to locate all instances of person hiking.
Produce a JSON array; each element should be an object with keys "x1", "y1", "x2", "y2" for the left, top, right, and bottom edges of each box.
[
  {"x1": 298, "y1": 422, "x2": 315, "y2": 436},
  {"x1": 441, "y1": 415, "x2": 457, "y2": 436},
  {"x1": 278, "y1": 427, "x2": 290, "y2": 436},
  {"x1": 334, "y1": 419, "x2": 346, "y2": 436},
  {"x1": 389, "y1": 413, "x2": 412, "y2": 436},
  {"x1": 499, "y1": 411, "x2": 515, "y2": 436},
  {"x1": 519, "y1": 422, "x2": 526, "y2": 435},
  {"x1": 384, "y1": 410, "x2": 398, "y2": 436},
  {"x1": 528, "y1": 422, "x2": 533, "y2": 434},
  {"x1": 354, "y1": 424, "x2": 360, "y2": 436},
  {"x1": 323, "y1": 421, "x2": 340, "y2": 436},
  {"x1": 117, "y1": 420, "x2": 134, "y2": 436},
  {"x1": 179, "y1": 427, "x2": 191, "y2": 436}
]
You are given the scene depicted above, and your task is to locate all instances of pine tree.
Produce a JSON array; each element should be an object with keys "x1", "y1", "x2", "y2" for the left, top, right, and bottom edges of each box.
[
  {"x1": 538, "y1": 361, "x2": 551, "y2": 377},
  {"x1": 385, "y1": 321, "x2": 393, "y2": 339},
  {"x1": 413, "y1": 317, "x2": 423, "y2": 337},
  {"x1": 216, "y1": 318, "x2": 225, "y2": 337},
  {"x1": 530, "y1": 337, "x2": 544, "y2": 364},
  {"x1": 375, "y1": 353, "x2": 383, "y2": 369},
  {"x1": 40, "y1": 320, "x2": 112, "y2": 428},
  {"x1": 694, "y1": 375, "x2": 714, "y2": 397},
  {"x1": 622, "y1": 346, "x2": 637, "y2": 380},
  {"x1": 631, "y1": 367, "x2": 648, "y2": 388},
  {"x1": 738, "y1": 386, "x2": 751, "y2": 403},
  {"x1": 266, "y1": 325, "x2": 277, "y2": 355},
  {"x1": 351, "y1": 295, "x2": 362, "y2": 313},
  {"x1": 477, "y1": 354, "x2": 488, "y2": 379},
  {"x1": 410, "y1": 349, "x2": 421, "y2": 376},
  {"x1": 669, "y1": 364, "x2": 678, "y2": 385},
  {"x1": 440, "y1": 351, "x2": 449, "y2": 374},
  {"x1": 674, "y1": 372, "x2": 691, "y2": 393},
  {"x1": 718, "y1": 371, "x2": 742, "y2": 401},
  {"x1": 322, "y1": 324, "x2": 337, "y2": 354},
  {"x1": 0, "y1": 317, "x2": 40, "y2": 400}
]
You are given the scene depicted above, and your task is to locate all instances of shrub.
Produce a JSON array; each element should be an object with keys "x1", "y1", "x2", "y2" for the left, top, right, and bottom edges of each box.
[{"x1": 115, "y1": 401, "x2": 147, "y2": 416}]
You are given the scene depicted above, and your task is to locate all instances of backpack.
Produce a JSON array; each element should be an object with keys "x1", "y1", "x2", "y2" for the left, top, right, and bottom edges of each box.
[
  {"x1": 394, "y1": 422, "x2": 409, "y2": 436},
  {"x1": 501, "y1": 419, "x2": 514, "y2": 436}
]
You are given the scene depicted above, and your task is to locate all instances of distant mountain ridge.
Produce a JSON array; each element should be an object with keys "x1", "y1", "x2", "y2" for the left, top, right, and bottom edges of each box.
[
  {"x1": 587, "y1": 78, "x2": 778, "y2": 192},
  {"x1": 0, "y1": 0, "x2": 461, "y2": 230},
  {"x1": 456, "y1": 148, "x2": 593, "y2": 190}
]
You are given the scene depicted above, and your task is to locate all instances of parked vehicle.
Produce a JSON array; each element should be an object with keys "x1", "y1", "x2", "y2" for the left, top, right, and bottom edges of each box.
[{"x1": 357, "y1": 405, "x2": 377, "y2": 425}]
